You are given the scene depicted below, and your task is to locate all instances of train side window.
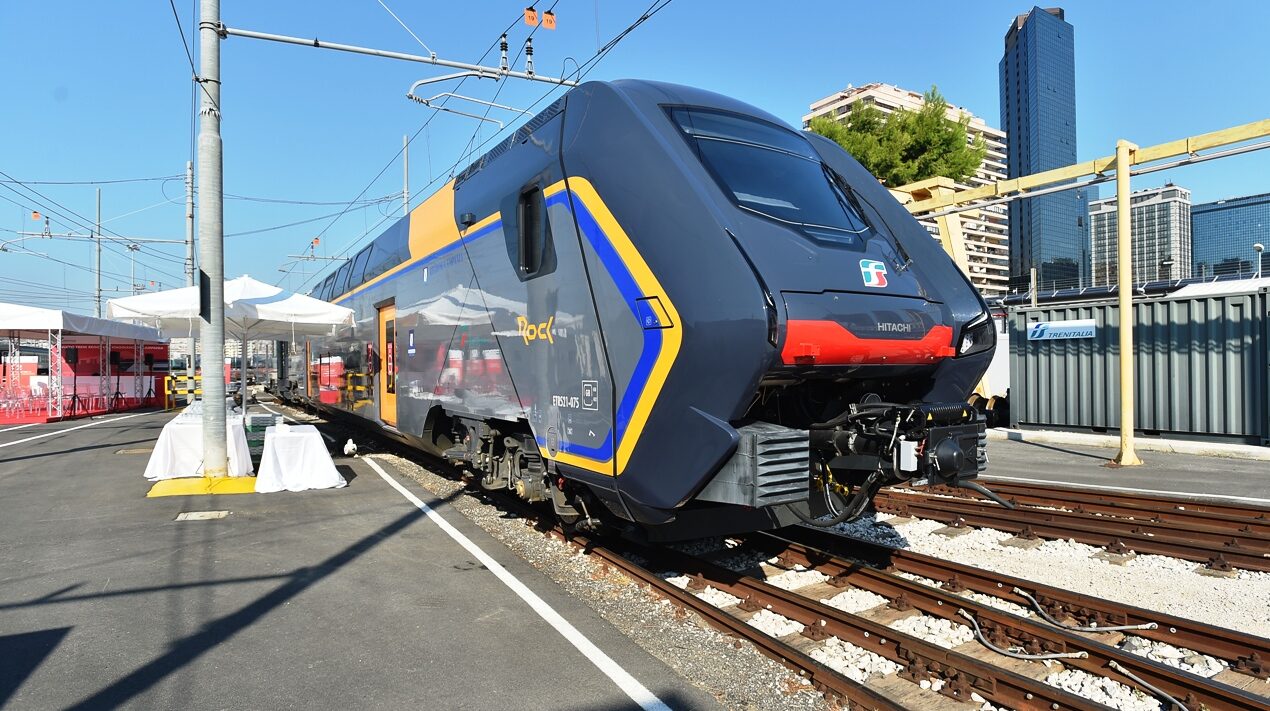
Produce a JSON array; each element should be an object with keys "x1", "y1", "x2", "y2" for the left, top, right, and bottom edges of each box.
[
  {"x1": 333, "y1": 261, "x2": 353, "y2": 298},
  {"x1": 317, "y1": 274, "x2": 336, "y2": 302},
  {"x1": 517, "y1": 185, "x2": 547, "y2": 277},
  {"x1": 349, "y1": 247, "x2": 373, "y2": 291}
]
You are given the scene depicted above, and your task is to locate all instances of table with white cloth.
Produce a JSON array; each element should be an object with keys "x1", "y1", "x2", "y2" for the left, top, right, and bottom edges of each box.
[
  {"x1": 254, "y1": 424, "x2": 347, "y2": 493},
  {"x1": 143, "y1": 405, "x2": 253, "y2": 480}
]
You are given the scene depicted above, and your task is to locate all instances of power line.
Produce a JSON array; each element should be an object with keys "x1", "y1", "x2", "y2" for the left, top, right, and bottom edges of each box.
[
  {"x1": 166, "y1": 0, "x2": 219, "y2": 112},
  {"x1": 279, "y1": 9, "x2": 527, "y2": 287},
  {"x1": 290, "y1": 0, "x2": 672, "y2": 292},
  {"x1": 0, "y1": 178, "x2": 184, "y2": 282},
  {"x1": 226, "y1": 206, "x2": 378, "y2": 237},
  {"x1": 224, "y1": 192, "x2": 399, "y2": 206},
  {"x1": 0, "y1": 174, "x2": 181, "y2": 186},
  {"x1": 375, "y1": 0, "x2": 434, "y2": 56}
]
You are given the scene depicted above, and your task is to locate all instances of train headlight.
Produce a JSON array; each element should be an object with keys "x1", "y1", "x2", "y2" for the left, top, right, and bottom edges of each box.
[{"x1": 957, "y1": 313, "x2": 995, "y2": 357}]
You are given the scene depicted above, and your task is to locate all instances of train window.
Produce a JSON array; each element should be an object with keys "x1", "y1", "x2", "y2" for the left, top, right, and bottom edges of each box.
[
  {"x1": 518, "y1": 185, "x2": 547, "y2": 276},
  {"x1": 348, "y1": 247, "x2": 373, "y2": 290},
  {"x1": 668, "y1": 107, "x2": 870, "y2": 239},
  {"x1": 333, "y1": 261, "x2": 353, "y2": 298},
  {"x1": 317, "y1": 273, "x2": 337, "y2": 302},
  {"x1": 363, "y1": 221, "x2": 409, "y2": 282}
]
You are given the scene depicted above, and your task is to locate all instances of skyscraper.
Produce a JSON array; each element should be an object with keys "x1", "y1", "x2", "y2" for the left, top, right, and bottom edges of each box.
[
  {"x1": 803, "y1": 83, "x2": 1010, "y2": 296},
  {"x1": 1192, "y1": 193, "x2": 1270, "y2": 278},
  {"x1": 1088, "y1": 184, "x2": 1192, "y2": 286},
  {"x1": 1000, "y1": 7, "x2": 1088, "y2": 291}
]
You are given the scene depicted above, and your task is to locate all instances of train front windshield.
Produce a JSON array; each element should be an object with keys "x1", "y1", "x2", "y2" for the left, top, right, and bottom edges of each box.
[{"x1": 667, "y1": 106, "x2": 870, "y2": 239}]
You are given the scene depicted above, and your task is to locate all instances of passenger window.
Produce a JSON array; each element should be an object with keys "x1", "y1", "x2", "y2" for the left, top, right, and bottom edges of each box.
[
  {"x1": 333, "y1": 261, "x2": 353, "y2": 297},
  {"x1": 349, "y1": 247, "x2": 373, "y2": 290},
  {"x1": 318, "y1": 274, "x2": 336, "y2": 301},
  {"x1": 518, "y1": 185, "x2": 547, "y2": 277}
]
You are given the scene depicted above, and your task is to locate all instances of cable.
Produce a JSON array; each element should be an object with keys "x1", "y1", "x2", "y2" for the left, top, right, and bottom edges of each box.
[
  {"x1": 166, "y1": 0, "x2": 219, "y2": 113},
  {"x1": 957, "y1": 609, "x2": 1088, "y2": 660},
  {"x1": 227, "y1": 207, "x2": 378, "y2": 237},
  {"x1": 225, "y1": 192, "x2": 399, "y2": 206},
  {"x1": 376, "y1": 0, "x2": 433, "y2": 56},
  {"x1": 0, "y1": 175, "x2": 181, "y2": 186},
  {"x1": 280, "y1": 9, "x2": 528, "y2": 288},
  {"x1": 1012, "y1": 588, "x2": 1159, "y2": 633},
  {"x1": 1106, "y1": 660, "x2": 1188, "y2": 711},
  {"x1": 0, "y1": 174, "x2": 184, "y2": 282}
]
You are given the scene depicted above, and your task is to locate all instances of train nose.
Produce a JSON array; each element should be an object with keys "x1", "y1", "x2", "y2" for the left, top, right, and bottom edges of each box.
[{"x1": 779, "y1": 291, "x2": 955, "y2": 367}]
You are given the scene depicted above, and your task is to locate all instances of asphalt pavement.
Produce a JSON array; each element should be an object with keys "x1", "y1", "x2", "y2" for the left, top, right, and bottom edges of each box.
[
  {"x1": 983, "y1": 436, "x2": 1270, "y2": 501},
  {"x1": 0, "y1": 409, "x2": 716, "y2": 710}
]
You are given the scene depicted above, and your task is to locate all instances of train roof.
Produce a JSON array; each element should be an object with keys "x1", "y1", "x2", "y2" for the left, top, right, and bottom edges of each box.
[{"x1": 454, "y1": 79, "x2": 794, "y2": 186}]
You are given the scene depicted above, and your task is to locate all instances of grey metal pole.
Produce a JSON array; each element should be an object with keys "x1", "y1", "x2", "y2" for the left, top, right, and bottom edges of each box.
[
  {"x1": 221, "y1": 27, "x2": 578, "y2": 87},
  {"x1": 185, "y1": 160, "x2": 197, "y2": 382},
  {"x1": 198, "y1": 0, "x2": 228, "y2": 477},
  {"x1": 95, "y1": 189, "x2": 102, "y2": 318}
]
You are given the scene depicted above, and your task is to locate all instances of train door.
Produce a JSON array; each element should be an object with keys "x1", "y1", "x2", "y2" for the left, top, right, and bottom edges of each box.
[{"x1": 378, "y1": 304, "x2": 397, "y2": 426}]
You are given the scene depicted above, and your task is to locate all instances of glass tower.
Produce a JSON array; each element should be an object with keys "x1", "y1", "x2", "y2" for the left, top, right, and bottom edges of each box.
[
  {"x1": 999, "y1": 7, "x2": 1089, "y2": 291},
  {"x1": 1192, "y1": 192, "x2": 1270, "y2": 278}
]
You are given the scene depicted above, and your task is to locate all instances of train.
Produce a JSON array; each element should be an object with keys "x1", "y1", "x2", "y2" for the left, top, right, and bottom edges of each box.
[{"x1": 276, "y1": 79, "x2": 1001, "y2": 540}]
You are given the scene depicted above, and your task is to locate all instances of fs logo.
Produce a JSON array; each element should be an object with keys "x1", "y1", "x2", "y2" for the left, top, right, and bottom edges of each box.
[
  {"x1": 1028, "y1": 323, "x2": 1048, "y2": 340},
  {"x1": 860, "y1": 259, "x2": 888, "y2": 288},
  {"x1": 517, "y1": 315, "x2": 555, "y2": 345}
]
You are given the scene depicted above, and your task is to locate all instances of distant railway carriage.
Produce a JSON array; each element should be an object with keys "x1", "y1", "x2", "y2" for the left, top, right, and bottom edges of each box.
[{"x1": 281, "y1": 80, "x2": 997, "y2": 540}]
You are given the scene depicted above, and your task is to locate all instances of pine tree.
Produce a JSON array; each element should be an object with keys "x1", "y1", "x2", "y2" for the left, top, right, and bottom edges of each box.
[{"x1": 809, "y1": 86, "x2": 987, "y2": 187}]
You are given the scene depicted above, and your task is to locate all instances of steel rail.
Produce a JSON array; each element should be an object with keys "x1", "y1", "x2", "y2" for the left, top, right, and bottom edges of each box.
[
  {"x1": 776, "y1": 526, "x2": 1270, "y2": 679},
  {"x1": 622, "y1": 540, "x2": 1107, "y2": 711},
  {"x1": 878, "y1": 489, "x2": 1270, "y2": 551},
  {"x1": 570, "y1": 536, "x2": 907, "y2": 710},
  {"x1": 872, "y1": 490, "x2": 1270, "y2": 573},
  {"x1": 933, "y1": 480, "x2": 1270, "y2": 533},
  {"x1": 750, "y1": 532, "x2": 1270, "y2": 711}
]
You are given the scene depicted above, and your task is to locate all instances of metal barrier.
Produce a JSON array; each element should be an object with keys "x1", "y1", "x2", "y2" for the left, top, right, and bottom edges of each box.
[{"x1": 164, "y1": 374, "x2": 203, "y2": 410}]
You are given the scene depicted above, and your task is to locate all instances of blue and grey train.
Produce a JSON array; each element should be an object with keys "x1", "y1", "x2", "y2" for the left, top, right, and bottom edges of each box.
[{"x1": 280, "y1": 80, "x2": 999, "y2": 540}]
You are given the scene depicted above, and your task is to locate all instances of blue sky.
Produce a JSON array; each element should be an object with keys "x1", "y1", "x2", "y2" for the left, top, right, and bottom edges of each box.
[{"x1": 2, "y1": 1, "x2": 1268, "y2": 312}]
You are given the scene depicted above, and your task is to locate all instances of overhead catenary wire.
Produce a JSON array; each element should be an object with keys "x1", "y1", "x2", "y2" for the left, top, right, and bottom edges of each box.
[
  {"x1": 279, "y1": 8, "x2": 529, "y2": 288},
  {"x1": 0, "y1": 179, "x2": 184, "y2": 282},
  {"x1": 0, "y1": 175, "x2": 181, "y2": 186},
  {"x1": 289, "y1": 0, "x2": 674, "y2": 292}
]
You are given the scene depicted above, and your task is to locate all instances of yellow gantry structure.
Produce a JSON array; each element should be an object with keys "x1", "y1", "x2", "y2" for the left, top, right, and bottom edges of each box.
[{"x1": 894, "y1": 117, "x2": 1270, "y2": 466}]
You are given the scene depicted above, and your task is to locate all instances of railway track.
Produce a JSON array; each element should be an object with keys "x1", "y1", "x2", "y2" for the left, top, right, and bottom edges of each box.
[
  {"x1": 270, "y1": 400, "x2": 1270, "y2": 710},
  {"x1": 874, "y1": 484, "x2": 1270, "y2": 573},
  {"x1": 778, "y1": 526, "x2": 1270, "y2": 682},
  {"x1": 600, "y1": 530, "x2": 1270, "y2": 711}
]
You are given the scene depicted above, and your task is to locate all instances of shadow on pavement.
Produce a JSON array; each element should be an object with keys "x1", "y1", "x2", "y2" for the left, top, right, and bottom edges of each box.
[
  {"x1": 1005, "y1": 437, "x2": 1110, "y2": 461},
  {"x1": 56, "y1": 483, "x2": 469, "y2": 710},
  {"x1": 0, "y1": 627, "x2": 72, "y2": 706}
]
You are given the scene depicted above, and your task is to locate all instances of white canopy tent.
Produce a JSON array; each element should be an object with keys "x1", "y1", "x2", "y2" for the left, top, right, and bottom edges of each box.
[
  {"x1": 107, "y1": 275, "x2": 355, "y2": 407},
  {"x1": 0, "y1": 302, "x2": 165, "y2": 420}
]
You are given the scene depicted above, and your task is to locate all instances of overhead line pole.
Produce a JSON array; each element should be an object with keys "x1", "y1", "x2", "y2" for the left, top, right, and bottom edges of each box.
[
  {"x1": 1113, "y1": 140, "x2": 1142, "y2": 466},
  {"x1": 185, "y1": 160, "x2": 197, "y2": 382},
  {"x1": 95, "y1": 189, "x2": 102, "y2": 317},
  {"x1": 402, "y1": 134, "x2": 409, "y2": 217},
  {"x1": 198, "y1": 0, "x2": 227, "y2": 478}
]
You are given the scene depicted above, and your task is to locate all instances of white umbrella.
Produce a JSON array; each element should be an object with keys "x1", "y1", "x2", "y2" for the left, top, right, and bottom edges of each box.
[{"x1": 108, "y1": 275, "x2": 354, "y2": 405}]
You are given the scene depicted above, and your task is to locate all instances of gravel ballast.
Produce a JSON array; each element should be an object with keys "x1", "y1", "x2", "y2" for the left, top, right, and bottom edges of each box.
[{"x1": 831, "y1": 512, "x2": 1270, "y2": 637}]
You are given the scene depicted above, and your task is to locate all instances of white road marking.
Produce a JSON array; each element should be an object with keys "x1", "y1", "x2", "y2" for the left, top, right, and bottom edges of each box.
[
  {"x1": 363, "y1": 457, "x2": 671, "y2": 711},
  {"x1": 0, "y1": 423, "x2": 39, "y2": 433},
  {"x1": 982, "y1": 475, "x2": 1270, "y2": 505},
  {"x1": 0, "y1": 412, "x2": 150, "y2": 450}
]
